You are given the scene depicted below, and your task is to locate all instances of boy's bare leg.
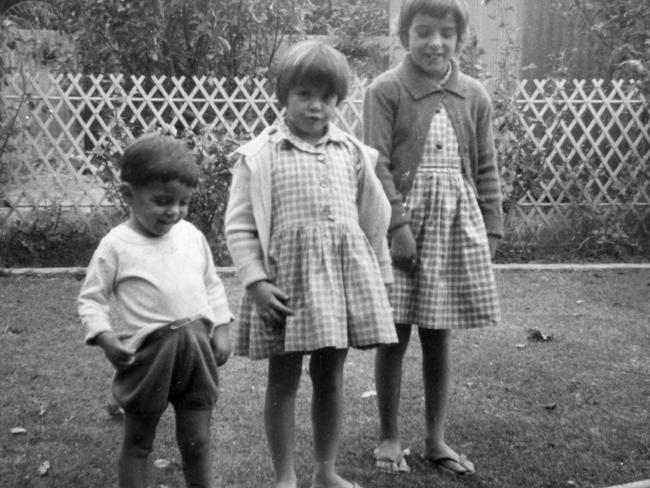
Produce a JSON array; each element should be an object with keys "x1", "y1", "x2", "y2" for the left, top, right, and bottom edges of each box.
[
  {"x1": 118, "y1": 413, "x2": 160, "y2": 488},
  {"x1": 374, "y1": 325, "x2": 411, "y2": 460},
  {"x1": 265, "y1": 352, "x2": 303, "y2": 488},
  {"x1": 174, "y1": 406, "x2": 213, "y2": 488}
]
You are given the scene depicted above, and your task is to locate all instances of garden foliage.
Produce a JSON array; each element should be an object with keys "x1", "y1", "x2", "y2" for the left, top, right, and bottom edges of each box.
[{"x1": 1, "y1": 0, "x2": 648, "y2": 265}]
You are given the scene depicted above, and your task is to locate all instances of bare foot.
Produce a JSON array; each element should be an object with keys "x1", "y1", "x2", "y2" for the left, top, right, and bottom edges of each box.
[
  {"x1": 272, "y1": 480, "x2": 298, "y2": 488},
  {"x1": 373, "y1": 438, "x2": 403, "y2": 462},
  {"x1": 311, "y1": 472, "x2": 361, "y2": 488}
]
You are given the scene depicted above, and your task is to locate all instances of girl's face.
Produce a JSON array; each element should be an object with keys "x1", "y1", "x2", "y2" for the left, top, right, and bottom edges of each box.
[
  {"x1": 284, "y1": 83, "x2": 338, "y2": 145},
  {"x1": 406, "y1": 12, "x2": 459, "y2": 80},
  {"x1": 122, "y1": 179, "x2": 194, "y2": 237}
]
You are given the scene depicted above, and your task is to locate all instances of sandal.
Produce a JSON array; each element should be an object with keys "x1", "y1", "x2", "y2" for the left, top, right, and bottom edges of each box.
[
  {"x1": 373, "y1": 447, "x2": 411, "y2": 474},
  {"x1": 425, "y1": 452, "x2": 475, "y2": 475}
]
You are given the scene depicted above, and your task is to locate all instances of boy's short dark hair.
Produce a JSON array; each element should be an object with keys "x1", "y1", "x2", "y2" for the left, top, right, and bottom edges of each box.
[
  {"x1": 275, "y1": 40, "x2": 351, "y2": 107},
  {"x1": 397, "y1": 0, "x2": 469, "y2": 49},
  {"x1": 119, "y1": 133, "x2": 199, "y2": 187}
]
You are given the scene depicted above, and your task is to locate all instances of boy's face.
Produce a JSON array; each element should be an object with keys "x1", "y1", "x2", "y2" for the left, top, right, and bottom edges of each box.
[
  {"x1": 407, "y1": 12, "x2": 458, "y2": 80},
  {"x1": 284, "y1": 83, "x2": 338, "y2": 145},
  {"x1": 122, "y1": 179, "x2": 195, "y2": 237}
]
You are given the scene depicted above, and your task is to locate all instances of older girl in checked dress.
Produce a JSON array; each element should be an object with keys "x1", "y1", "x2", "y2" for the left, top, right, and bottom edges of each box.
[
  {"x1": 363, "y1": 0, "x2": 503, "y2": 477},
  {"x1": 225, "y1": 40, "x2": 397, "y2": 488}
]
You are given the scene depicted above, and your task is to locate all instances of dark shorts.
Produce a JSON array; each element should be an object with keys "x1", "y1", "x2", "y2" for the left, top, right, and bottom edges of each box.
[{"x1": 112, "y1": 319, "x2": 219, "y2": 417}]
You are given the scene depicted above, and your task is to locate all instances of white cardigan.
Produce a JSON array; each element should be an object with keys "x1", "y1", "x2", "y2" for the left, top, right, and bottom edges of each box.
[{"x1": 225, "y1": 124, "x2": 393, "y2": 288}]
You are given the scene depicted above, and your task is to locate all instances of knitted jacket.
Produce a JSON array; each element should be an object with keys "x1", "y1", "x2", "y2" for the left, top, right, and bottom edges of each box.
[{"x1": 363, "y1": 54, "x2": 504, "y2": 237}]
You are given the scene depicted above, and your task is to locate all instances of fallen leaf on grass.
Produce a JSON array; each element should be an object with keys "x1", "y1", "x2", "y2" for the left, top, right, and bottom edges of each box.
[
  {"x1": 527, "y1": 329, "x2": 553, "y2": 342},
  {"x1": 10, "y1": 427, "x2": 27, "y2": 435},
  {"x1": 154, "y1": 459, "x2": 171, "y2": 469},
  {"x1": 38, "y1": 461, "x2": 50, "y2": 476},
  {"x1": 361, "y1": 390, "x2": 377, "y2": 399}
]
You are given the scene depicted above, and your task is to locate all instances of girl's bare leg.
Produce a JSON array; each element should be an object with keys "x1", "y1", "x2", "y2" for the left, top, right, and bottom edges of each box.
[
  {"x1": 374, "y1": 325, "x2": 411, "y2": 460},
  {"x1": 309, "y1": 347, "x2": 351, "y2": 488},
  {"x1": 265, "y1": 352, "x2": 303, "y2": 488},
  {"x1": 419, "y1": 329, "x2": 458, "y2": 459}
]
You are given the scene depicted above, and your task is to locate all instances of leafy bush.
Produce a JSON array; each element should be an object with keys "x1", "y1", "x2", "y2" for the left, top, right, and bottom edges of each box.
[
  {"x1": 91, "y1": 121, "x2": 238, "y2": 266},
  {"x1": 1, "y1": 120, "x2": 238, "y2": 268},
  {"x1": 307, "y1": 0, "x2": 390, "y2": 77},
  {"x1": 0, "y1": 207, "x2": 121, "y2": 267}
]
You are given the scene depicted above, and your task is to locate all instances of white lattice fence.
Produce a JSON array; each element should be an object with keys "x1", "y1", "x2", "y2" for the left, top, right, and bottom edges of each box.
[
  {"x1": 511, "y1": 78, "x2": 650, "y2": 235},
  {"x1": 1, "y1": 73, "x2": 649, "y2": 238},
  {"x1": 0, "y1": 73, "x2": 368, "y2": 224}
]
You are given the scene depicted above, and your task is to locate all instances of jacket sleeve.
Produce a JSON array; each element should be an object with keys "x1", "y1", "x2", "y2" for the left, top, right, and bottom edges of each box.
[
  {"x1": 199, "y1": 232, "x2": 233, "y2": 326},
  {"x1": 77, "y1": 239, "x2": 116, "y2": 344},
  {"x1": 474, "y1": 84, "x2": 504, "y2": 238},
  {"x1": 356, "y1": 143, "x2": 394, "y2": 284},
  {"x1": 363, "y1": 76, "x2": 410, "y2": 231},
  {"x1": 224, "y1": 157, "x2": 269, "y2": 288}
]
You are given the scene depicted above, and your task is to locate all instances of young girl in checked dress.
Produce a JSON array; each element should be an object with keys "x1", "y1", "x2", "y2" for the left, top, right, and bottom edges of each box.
[
  {"x1": 225, "y1": 40, "x2": 397, "y2": 488},
  {"x1": 363, "y1": 0, "x2": 503, "y2": 476}
]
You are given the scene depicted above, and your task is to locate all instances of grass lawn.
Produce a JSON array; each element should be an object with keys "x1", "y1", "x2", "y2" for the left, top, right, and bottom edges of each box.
[{"x1": 1, "y1": 269, "x2": 649, "y2": 488}]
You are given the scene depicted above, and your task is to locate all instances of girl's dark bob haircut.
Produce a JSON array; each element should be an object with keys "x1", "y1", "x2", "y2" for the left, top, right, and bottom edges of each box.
[
  {"x1": 397, "y1": 0, "x2": 470, "y2": 50},
  {"x1": 275, "y1": 40, "x2": 351, "y2": 107},
  {"x1": 119, "y1": 133, "x2": 199, "y2": 188}
]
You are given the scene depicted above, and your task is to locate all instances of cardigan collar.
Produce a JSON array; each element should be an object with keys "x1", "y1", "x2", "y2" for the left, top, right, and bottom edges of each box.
[{"x1": 396, "y1": 54, "x2": 466, "y2": 100}]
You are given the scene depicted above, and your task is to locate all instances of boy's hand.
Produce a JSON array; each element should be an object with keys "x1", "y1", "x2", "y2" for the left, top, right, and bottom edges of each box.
[
  {"x1": 248, "y1": 280, "x2": 294, "y2": 328},
  {"x1": 211, "y1": 323, "x2": 232, "y2": 366},
  {"x1": 390, "y1": 224, "x2": 418, "y2": 273},
  {"x1": 94, "y1": 330, "x2": 135, "y2": 369}
]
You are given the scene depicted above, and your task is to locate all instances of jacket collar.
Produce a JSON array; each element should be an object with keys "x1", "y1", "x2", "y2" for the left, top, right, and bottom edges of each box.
[
  {"x1": 234, "y1": 119, "x2": 350, "y2": 161},
  {"x1": 275, "y1": 118, "x2": 349, "y2": 145},
  {"x1": 396, "y1": 54, "x2": 466, "y2": 100}
]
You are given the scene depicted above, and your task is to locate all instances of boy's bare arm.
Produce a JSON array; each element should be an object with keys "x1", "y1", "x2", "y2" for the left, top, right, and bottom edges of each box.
[{"x1": 210, "y1": 323, "x2": 232, "y2": 366}]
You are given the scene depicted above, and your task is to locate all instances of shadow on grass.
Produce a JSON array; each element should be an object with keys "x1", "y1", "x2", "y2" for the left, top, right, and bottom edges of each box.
[{"x1": 0, "y1": 270, "x2": 648, "y2": 487}]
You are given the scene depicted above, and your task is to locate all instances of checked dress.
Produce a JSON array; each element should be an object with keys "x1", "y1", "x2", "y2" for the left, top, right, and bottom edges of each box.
[
  {"x1": 390, "y1": 107, "x2": 501, "y2": 330},
  {"x1": 234, "y1": 123, "x2": 397, "y2": 359}
]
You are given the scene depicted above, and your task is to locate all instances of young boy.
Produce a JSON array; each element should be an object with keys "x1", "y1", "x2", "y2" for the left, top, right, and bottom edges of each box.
[{"x1": 78, "y1": 133, "x2": 233, "y2": 488}]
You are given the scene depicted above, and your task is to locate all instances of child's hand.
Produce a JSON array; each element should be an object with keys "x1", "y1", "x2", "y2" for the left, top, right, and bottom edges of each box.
[
  {"x1": 211, "y1": 323, "x2": 232, "y2": 366},
  {"x1": 248, "y1": 280, "x2": 294, "y2": 328},
  {"x1": 94, "y1": 330, "x2": 135, "y2": 369},
  {"x1": 390, "y1": 224, "x2": 418, "y2": 273},
  {"x1": 488, "y1": 235, "x2": 499, "y2": 259}
]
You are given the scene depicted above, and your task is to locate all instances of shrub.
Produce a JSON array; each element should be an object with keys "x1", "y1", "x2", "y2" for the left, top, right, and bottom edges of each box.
[
  {"x1": 0, "y1": 207, "x2": 121, "y2": 267},
  {"x1": 91, "y1": 121, "x2": 238, "y2": 266},
  {"x1": 1, "y1": 121, "x2": 238, "y2": 268}
]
